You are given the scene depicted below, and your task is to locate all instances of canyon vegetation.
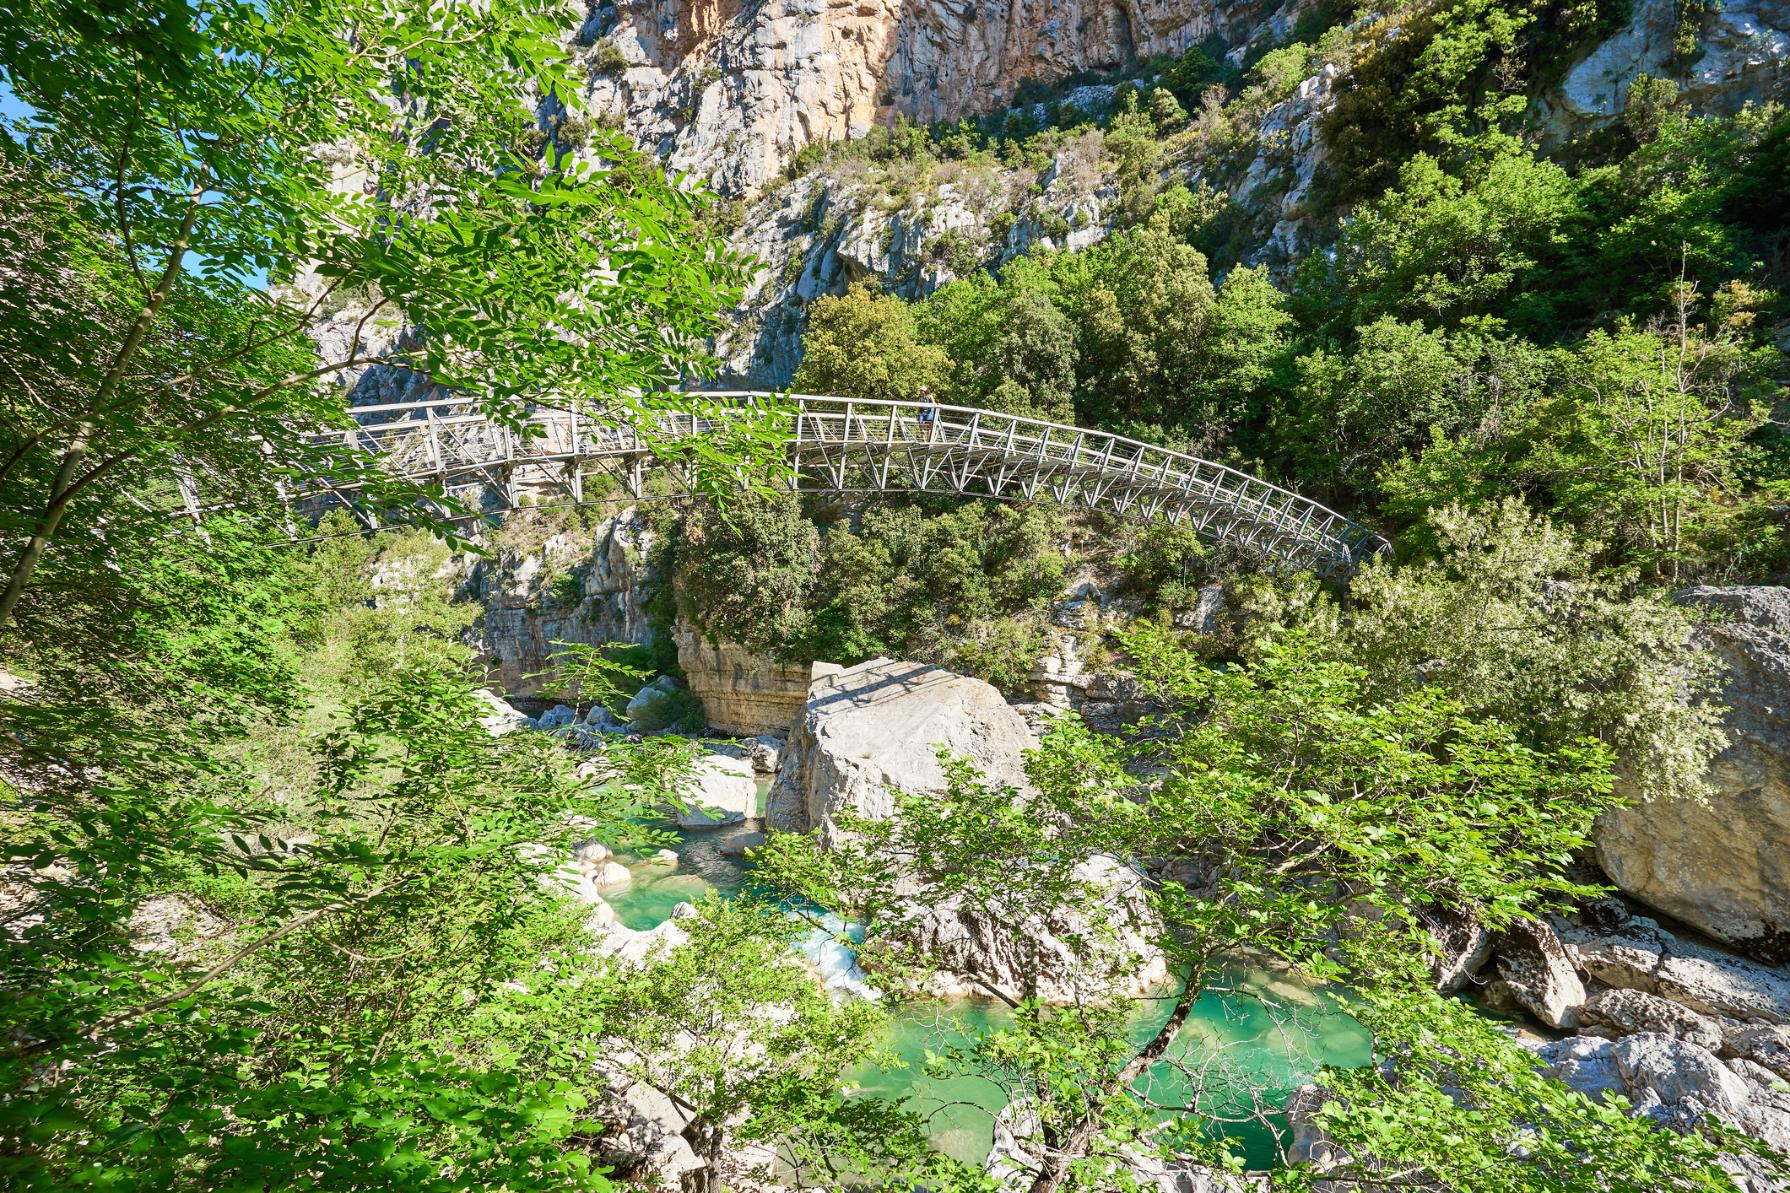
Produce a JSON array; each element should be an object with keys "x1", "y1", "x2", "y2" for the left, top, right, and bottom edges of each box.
[{"x1": 2, "y1": 0, "x2": 1789, "y2": 1191}]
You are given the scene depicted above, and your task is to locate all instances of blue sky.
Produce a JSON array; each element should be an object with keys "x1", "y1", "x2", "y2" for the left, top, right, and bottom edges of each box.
[{"x1": 2, "y1": 74, "x2": 269, "y2": 289}]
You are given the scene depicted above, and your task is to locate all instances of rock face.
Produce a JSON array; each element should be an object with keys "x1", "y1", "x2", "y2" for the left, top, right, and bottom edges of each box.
[
  {"x1": 767, "y1": 657, "x2": 1038, "y2": 843},
  {"x1": 663, "y1": 751, "x2": 760, "y2": 827},
  {"x1": 466, "y1": 508, "x2": 660, "y2": 697},
  {"x1": 1538, "y1": 1032, "x2": 1790, "y2": 1190},
  {"x1": 577, "y1": 0, "x2": 1221, "y2": 199},
  {"x1": 1543, "y1": 0, "x2": 1790, "y2": 133},
  {"x1": 1562, "y1": 912, "x2": 1790, "y2": 1024},
  {"x1": 877, "y1": 854, "x2": 1171, "y2": 1002},
  {"x1": 674, "y1": 618, "x2": 817, "y2": 735},
  {"x1": 1596, "y1": 586, "x2": 1790, "y2": 959},
  {"x1": 721, "y1": 140, "x2": 1118, "y2": 380}
]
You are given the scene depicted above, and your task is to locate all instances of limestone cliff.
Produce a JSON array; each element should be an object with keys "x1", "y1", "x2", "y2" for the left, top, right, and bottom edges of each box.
[
  {"x1": 462, "y1": 508, "x2": 662, "y2": 697},
  {"x1": 556, "y1": 0, "x2": 1789, "y2": 384},
  {"x1": 673, "y1": 617, "x2": 817, "y2": 735},
  {"x1": 575, "y1": 0, "x2": 1227, "y2": 197}
]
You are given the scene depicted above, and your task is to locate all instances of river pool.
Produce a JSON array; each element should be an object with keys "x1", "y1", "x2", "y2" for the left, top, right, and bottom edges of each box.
[{"x1": 603, "y1": 799, "x2": 1371, "y2": 1170}]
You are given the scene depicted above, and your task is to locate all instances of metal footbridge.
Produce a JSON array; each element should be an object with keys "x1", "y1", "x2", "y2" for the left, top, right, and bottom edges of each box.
[{"x1": 303, "y1": 392, "x2": 1387, "y2": 575}]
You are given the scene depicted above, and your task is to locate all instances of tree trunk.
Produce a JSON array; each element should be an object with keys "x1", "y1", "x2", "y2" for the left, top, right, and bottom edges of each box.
[
  {"x1": 0, "y1": 425, "x2": 92, "y2": 634},
  {"x1": 1025, "y1": 981, "x2": 1204, "y2": 1193}
]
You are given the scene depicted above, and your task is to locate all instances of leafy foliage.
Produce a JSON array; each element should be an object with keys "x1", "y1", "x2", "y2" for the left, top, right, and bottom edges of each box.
[{"x1": 757, "y1": 625, "x2": 1734, "y2": 1191}]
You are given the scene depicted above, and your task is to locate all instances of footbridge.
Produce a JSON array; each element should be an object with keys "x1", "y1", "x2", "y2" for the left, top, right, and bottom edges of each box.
[{"x1": 303, "y1": 392, "x2": 1388, "y2": 576}]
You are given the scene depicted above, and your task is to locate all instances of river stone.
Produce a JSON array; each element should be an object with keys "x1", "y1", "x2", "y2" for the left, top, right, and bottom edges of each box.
[
  {"x1": 1595, "y1": 586, "x2": 1790, "y2": 959},
  {"x1": 663, "y1": 752, "x2": 757, "y2": 828},
  {"x1": 534, "y1": 702, "x2": 577, "y2": 731},
  {"x1": 767, "y1": 658, "x2": 1037, "y2": 845},
  {"x1": 1490, "y1": 918, "x2": 1586, "y2": 1029},
  {"x1": 1562, "y1": 913, "x2": 1790, "y2": 1023},
  {"x1": 1580, "y1": 988, "x2": 1727, "y2": 1052},
  {"x1": 594, "y1": 861, "x2": 633, "y2": 889},
  {"x1": 472, "y1": 688, "x2": 530, "y2": 736},
  {"x1": 572, "y1": 838, "x2": 612, "y2": 868},
  {"x1": 746, "y1": 734, "x2": 783, "y2": 773},
  {"x1": 625, "y1": 674, "x2": 686, "y2": 732}
]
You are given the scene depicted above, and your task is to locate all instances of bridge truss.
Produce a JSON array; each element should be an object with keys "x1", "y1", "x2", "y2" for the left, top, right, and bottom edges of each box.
[{"x1": 302, "y1": 392, "x2": 1388, "y2": 576}]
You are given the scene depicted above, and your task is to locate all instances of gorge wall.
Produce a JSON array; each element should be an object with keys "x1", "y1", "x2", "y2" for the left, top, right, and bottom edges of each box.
[
  {"x1": 553, "y1": 0, "x2": 1790, "y2": 385},
  {"x1": 577, "y1": 0, "x2": 1230, "y2": 196}
]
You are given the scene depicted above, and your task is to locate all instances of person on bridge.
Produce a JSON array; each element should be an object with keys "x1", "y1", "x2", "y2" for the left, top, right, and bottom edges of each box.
[{"x1": 916, "y1": 386, "x2": 939, "y2": 443}]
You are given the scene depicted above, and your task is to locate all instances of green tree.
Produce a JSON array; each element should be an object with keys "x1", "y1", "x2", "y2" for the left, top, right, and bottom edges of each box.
[
  {"x1": 1240, "y1": 499, "x2": 1728, "y2": 804},
  {"x1": 1531, "y1": 292, "x2": 1771, "y2": 578},
  {"x1": 1062, "y1": 218, "x2": 1218, "y2": 437},
  {"x1": 986, "y1": 286, "x2": 1080, "y2": 421},
  {"x1": 590, "y1": 896, "x2": 921, "y2": 1193},
  {"x1": 1302, "y1": 151, "x2": 1581, "y2": 334},
  {"x1": 762, "y1": 629, "x2": 1751, "y2": 1191},
  {"x1": 1, "y1": 650, "x2": 682, "y2": 1188},
  {"x1": 795, "y1": 283, "x2": 954, "y2": 401},
  {"x1": 0, "y1": 0, "x2": 755, "y2": 636},
  {"x1": 674, "y1": 491, "x2": 821, "y2": 655}
]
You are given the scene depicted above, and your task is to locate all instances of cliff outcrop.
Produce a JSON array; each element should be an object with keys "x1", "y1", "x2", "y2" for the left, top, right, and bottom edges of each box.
[
  {"x1": 673, "y1": 618, "x2": 818, "y2": 735},
  {"x1": 576, "y1": 0, "x2": 1223, "y2": 197},
  {"x1": 1596, "y1": 587, "x2": 1790, "y2": 961}
]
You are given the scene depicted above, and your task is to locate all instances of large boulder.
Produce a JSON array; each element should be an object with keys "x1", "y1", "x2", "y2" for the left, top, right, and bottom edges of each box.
[
  {"x1": 662, "y1": 752, "x2": 758, "y2": 828},
  {"x1": 626, "y1": 674, "x2": 687, "y2": 732},
  {"x1": 472, "y1": 688, "x2": 530, "y2": 736},
  {"x1": 1596, "y1": 586, "x2": 1790, "y2": 959},
  {"x1": 868, "y1": 854, "x2": 1171, "y2": 1004},
  {"x1": 1419, "y1": 903, "x2": 1492, "y2": 995},
  {"x1": 1487, "y1": 919, "x2": 1587, "y2": 1030},
  {"x1": 767, "y1": 658, "x2": 1037, "y2": 845}
]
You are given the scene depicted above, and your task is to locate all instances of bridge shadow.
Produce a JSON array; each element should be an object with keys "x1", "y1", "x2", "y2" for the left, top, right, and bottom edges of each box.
[{"x1": 805, "y1": 659, "x2": 962, "y2": 715}]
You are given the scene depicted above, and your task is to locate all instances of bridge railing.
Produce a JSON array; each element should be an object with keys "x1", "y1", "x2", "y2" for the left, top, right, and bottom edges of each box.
[
  {"x1": 295, "y1": 390, "x2": 1387, "y2": 570},
  {"x1": 760, "y1": 393, "x2": 1387, "y2": 564}
]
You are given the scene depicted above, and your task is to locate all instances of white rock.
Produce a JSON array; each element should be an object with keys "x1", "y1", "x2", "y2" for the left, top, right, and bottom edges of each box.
[
  {"x1": 1596, "y1": 586, "x2": 1790, "y2": 955},
  {"x1": 1563, "y1": 914, "x2": 1790, "y2": 1023},
  {"x1": 1490, "y1": 918, "x2": 1587, "y2": 1029},
  {"x1": 625, "y1": 674, "x2": 685, "y2": 732},
  {"x1": 472, "y1": 689, "x2": 530, "y2": 736},
  {"x1": 595, "y1": 861, "x2": 633, "y2": 889},
  {"x1": 767, "y1": 658, "x2": 1037, "y2": 846},
  {"x1": 869, "y1": 854, "x2": 1170, "y2": 1005},
  {"x1": 572, "y1": 839, "x2": 612, "y2": 868},
  {"x1": 663, "y1": 752, "x2": 757, "y2": 827},
  {"x1": 746, "y1": 733, "x2": 784, "y2": 774}
]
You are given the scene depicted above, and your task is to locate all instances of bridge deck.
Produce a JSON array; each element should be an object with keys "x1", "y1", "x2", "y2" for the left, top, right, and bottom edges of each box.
[{"x1": 300, "y1": 392, "x2": 1387, "y2": 575}]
